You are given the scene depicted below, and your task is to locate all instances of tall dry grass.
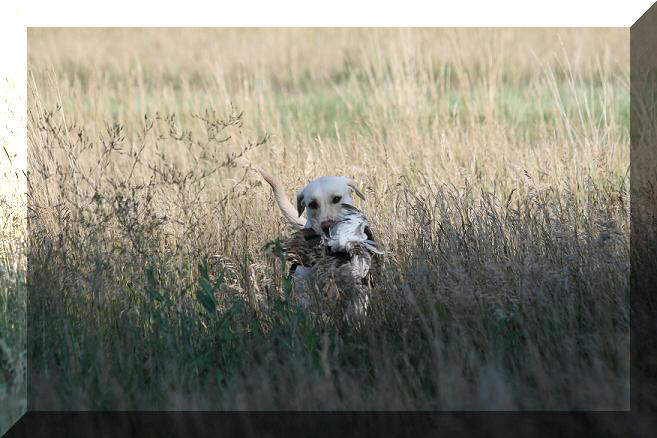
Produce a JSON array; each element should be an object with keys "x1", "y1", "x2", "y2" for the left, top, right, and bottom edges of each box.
[
  {"x1": 21, "y1": 28, "x2": 629, "y2": 411},
  {"x1": 1, "y1": 74, "x2": 27, "y2": 432}
]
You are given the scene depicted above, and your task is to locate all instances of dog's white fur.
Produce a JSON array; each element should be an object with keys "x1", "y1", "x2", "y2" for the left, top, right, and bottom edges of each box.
[
  {"x1": 258, "y1": 170, "x2": 365, "y2": 235},
  {"x1": 296, "y1": 176, "x2": 365, "y2": 235}
]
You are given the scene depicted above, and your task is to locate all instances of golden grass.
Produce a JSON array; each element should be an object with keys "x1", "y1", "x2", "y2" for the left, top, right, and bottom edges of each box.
[
  {"x1": 27, "y1": 27, "x2": 628, "y2": 183},
  {"x1": 0, "y1": 73, "x2": 27, "y2": 435},
  {"x1": 20, "y1": 28, "x2": 630, "y2": 411}
]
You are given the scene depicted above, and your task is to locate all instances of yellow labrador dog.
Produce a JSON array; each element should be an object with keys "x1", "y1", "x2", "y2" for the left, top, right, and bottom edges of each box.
[
  {"x1": 258, "y1": 169, "x2": 380, "y2": 321},
  {"x1": 257, "y1": 170, "x2": 365, "y2": 235}
]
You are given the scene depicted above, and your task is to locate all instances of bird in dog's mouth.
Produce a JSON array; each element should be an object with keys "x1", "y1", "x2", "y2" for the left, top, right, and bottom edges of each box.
[{"x1": 322, "y1": 204, "x2": 383, "y2": 256}]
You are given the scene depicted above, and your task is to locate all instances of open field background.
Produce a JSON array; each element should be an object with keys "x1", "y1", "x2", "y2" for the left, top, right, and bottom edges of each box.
[{"x1": 18, "y1": 28, "x2": 629, "y2": 413}]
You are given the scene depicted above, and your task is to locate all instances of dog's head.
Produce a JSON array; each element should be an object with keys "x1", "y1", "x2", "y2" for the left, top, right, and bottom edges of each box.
[{"x1": 296, "y1": 176, "x2": 365, "y2": 234}]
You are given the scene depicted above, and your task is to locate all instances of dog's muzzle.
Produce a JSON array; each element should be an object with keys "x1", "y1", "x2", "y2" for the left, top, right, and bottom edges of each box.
[{"x1": 320, "y1": 219, "x2": 335, "y2": 234}]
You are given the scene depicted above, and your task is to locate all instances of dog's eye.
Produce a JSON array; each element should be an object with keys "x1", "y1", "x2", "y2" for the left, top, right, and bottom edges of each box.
[
  {"x1": 308, "y1": 200, "x2": 319, "y2": 209},
  {"x1": 332, "y1": 196, "x2": 342, "y2": 204}
]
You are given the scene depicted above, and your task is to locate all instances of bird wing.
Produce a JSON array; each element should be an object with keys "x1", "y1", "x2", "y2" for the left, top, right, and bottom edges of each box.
[{"x1": 327, "y1": 206, "x2": 384, "y2": 255}]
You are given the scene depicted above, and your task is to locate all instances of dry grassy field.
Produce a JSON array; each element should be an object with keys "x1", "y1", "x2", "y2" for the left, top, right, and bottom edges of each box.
[
  {"x1": 1, "y1": 68, "x2": 27, "y2": 433},
  {"x1": 6, "y1": 28, "x2": 632, "y2": 415}
]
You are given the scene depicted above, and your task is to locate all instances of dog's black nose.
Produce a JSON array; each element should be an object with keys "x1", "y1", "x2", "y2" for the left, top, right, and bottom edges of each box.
[{"x1": 321, "y1": 220, "x2": 334, "y2": 233}]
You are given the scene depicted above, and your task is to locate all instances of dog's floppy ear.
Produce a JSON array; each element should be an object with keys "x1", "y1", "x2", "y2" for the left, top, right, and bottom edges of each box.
[
  {"x1": 296, "y1": 190, "x2": 306, "y2": 217},
  {"x1": 345, "y1": 177, "x2": 365, "y2": 200}
]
